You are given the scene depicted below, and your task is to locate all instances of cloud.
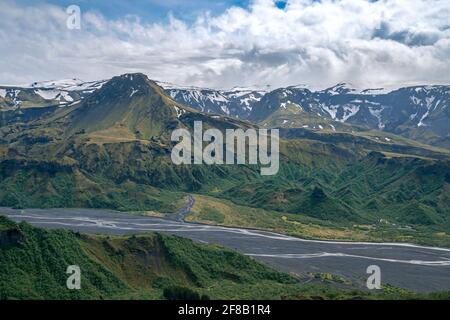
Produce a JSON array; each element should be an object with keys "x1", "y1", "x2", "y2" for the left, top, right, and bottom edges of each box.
[{"x1": 0, "y1": 0, "x2": 449, "y2": 89}]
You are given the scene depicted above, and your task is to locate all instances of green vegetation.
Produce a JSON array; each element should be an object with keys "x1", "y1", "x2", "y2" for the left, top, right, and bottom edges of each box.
[
  {"x1": 163, "y1": 286, "x2": 210, "y2": 300},
  {"x1": 0, "y1": 159, "x2": 183, "y2": 212},
  {"x1": 308, "y1": 273, "x2": 351, "y2": 285},
  {"x1": 197, "y1": 207, "x2": 225, "y2": 224},
  {"x1": 2, "y1": 216, "x2": 450, "y2": 300},
  {"x1": 186, "y1": 195, "x2": 450, "y2": 247},
  {"x1": 0, "y1": 73, "x2": 449, "y2": 247},
  {"x1": 0, "y1": 216, "x2": 302, "y2": 300}
]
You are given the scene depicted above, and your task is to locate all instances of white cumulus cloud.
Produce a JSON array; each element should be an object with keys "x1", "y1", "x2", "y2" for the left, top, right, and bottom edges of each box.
[{"x1": 0, "y1": 0, "x2": 449, "y2": 89}]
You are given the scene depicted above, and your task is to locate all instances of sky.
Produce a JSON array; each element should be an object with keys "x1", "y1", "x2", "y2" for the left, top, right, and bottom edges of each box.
[{"x1": 0, "y1": 0, "x2": 449, "y2": 89}]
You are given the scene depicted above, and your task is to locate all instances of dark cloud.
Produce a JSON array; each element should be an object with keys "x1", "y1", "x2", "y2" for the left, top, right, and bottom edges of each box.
[{"x1": 373, "y1": 21, "x2": 441, "y2": 46}]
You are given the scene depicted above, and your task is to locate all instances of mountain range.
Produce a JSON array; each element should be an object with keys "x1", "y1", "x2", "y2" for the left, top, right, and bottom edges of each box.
[
  {"x1": 0, "y1": 73, "x2": 449, "y2": 247},
  {"x1": 162, "y1": 82, "x2": 450, "y2": 148},
  {"x1": 2, "y1": 78, "x2": 448, "y2": 148}
]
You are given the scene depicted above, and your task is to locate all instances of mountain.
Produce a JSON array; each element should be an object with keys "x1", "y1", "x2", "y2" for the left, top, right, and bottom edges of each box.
[
  {"x1": 1, "y1": 75, "x2": 449, "y2": 300},
  {"x1": 0, "y1": 73, "x2": 449, "y2": 241},
  {"x1": 159, "y1": 82, "x2": 267, "y2": 119},
  {"x1": 0, "y1": 78, "x2": 105, "y2": 127},
  {"x1": 164, "y1": 82, "x2": 450, "y2": 148},
  {"x1": 0, "y1": 73, "x2": 258, "y2": 210},
  {"x1": 62, "y1": 74, "x2": 185, "y2": 139},
  {"x1": 251, "y1": 83, "x2": 450, "y2": 149},
  {"x1": 2, "y1": 77, "x2": 448, "y2": 148},
  {"x1": 0, "y1": 78, "x2": 106, "y2": 109}
]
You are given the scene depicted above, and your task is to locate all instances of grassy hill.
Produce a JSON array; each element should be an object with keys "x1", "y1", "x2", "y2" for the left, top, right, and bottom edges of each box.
[{"x1": 0, "y1": 216, "x2": 301, "y2": 300}]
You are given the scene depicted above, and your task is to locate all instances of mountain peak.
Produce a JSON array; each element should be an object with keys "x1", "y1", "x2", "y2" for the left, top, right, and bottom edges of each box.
[
  {"x1": 110, "y1": 73, "x2": 153, "y2": 87},
  {"x1": 117, "y1": 73, "x2": 149, "y2": 82},
  {"x1": 94, "y1": 73, "x2": 162, "y2": 101},
  {"x1": 62, "y1": 72, "x2": 187, "y2": 141}
]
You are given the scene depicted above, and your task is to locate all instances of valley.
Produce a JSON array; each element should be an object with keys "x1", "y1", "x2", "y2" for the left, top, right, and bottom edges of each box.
[
  {"x1": 184, "y1": 194, "x2": 450, "y2": 248},
  {"x1": 2, "y1": 207, "x2": 450, "y2": 293},
  {"x1": 1, "y1": 73, "x2": 449, "y2": 298},
  {"x1": 1, "y1": 0, "x2": 449, "y2": 303}
]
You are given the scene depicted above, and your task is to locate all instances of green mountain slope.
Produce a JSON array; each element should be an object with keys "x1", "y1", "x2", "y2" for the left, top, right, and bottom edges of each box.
[
  {"x1": 65, "y1": 74, "x2": 181, "y2": 139},
  {"x1": 0, "y1": 216, "x2": 300, "y2": 300}
]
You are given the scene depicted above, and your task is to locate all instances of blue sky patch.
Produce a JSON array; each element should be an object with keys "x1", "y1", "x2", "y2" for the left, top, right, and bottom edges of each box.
[{"x1": 17, "y1": 0, "x2": 252, "y2": 23}]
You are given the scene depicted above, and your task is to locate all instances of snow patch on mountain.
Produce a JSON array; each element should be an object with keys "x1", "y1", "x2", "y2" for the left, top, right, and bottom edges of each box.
[
  {"x1": 220, "y1": 105, "x2": 230, "y2": 115},
  {"x1": 369, "y1": 106, "x2": 385, "y2": 130},
  {"x1": 29, "y1": 79, "x2": 85, "y2": 89},
  {"x1": 411, "y1": 96, "x2": 422, "y2": 105},
  {"x1": 418, "y1": 111, "x2": 429, "y2": 127},
  {"x1": 130, "y1": 89, "x2": 139, "y2": 98},
  {"x1": 341, "y1": 105, "x2": 360, "y2": 122},
  {"x1": 163, "y1": 83, "x2": 267, "y2": 118},
  {"x1": 321, "y1": 104, "x2": 338, "y2": 119},
  {"x1": 29, "y1": 79, "x2": 106, "y2": 92},
  {"x1": 173, "y1": 105, "x2": 186, "y2": 118},
  {"x1": 35, "y1": 89, "x2": 61, "y2": 100}
]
